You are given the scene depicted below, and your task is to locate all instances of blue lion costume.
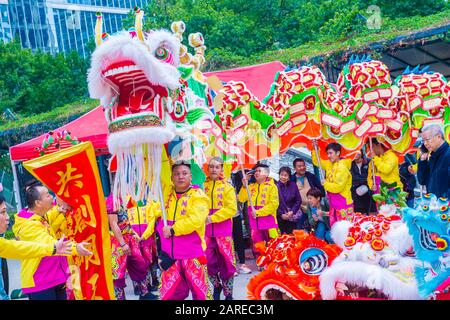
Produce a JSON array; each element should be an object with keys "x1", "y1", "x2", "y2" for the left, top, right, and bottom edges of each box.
[{"x1": 402, "y1": 194, "x2": 450, "y2": 299}]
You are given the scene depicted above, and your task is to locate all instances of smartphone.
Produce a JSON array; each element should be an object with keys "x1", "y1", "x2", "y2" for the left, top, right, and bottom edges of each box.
[{"x1": 419, "y1": 143, "x2": 428, "y2": 154}]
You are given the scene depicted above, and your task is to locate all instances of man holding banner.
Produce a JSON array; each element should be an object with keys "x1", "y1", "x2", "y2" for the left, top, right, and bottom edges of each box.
[
  {"x1": 13, "y1": 181, "x2": 92, "y2": 300},
  {"x1": 20, "y1": 141, "x2": 115, "y2": 300}
]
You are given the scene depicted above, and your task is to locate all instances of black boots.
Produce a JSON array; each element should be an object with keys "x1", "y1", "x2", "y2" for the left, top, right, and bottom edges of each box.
[{"x1": 213, "y1": 286, "x2": 222, "y2": 300}]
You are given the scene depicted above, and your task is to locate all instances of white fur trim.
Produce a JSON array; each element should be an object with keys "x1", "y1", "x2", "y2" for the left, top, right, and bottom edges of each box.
[
  {"x1": 330, "y1": 220, "x2": 352, "y2": 248},
  {"x1": 108, "y1": 126, "x2": 175, "y2": 154},
  {"x1": 382, "y1": 222, "x2": 414, "y2": 254},
  {"x1": 112, "y1": 143, "x2": 164, "y2": 209},
  {"x1": 319, "y1": 261, "x2": 422, "y2": 300},
  {"x1": 88, "y1": 31, "x2": 181, "y2": 106}
]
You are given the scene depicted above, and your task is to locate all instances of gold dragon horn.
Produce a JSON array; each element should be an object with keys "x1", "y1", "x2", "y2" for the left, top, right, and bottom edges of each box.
[
  {"x1": 134, "y1": 6, "x2": 145, "y2": 42},
  {"x1": 94, "y1": 12, "x2": 103, "y2": 46}
]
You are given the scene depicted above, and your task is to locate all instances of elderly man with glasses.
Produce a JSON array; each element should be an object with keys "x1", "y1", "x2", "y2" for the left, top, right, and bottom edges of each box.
[{"x1": 417, "y1": 124, "x2": 450, "y2": 198}]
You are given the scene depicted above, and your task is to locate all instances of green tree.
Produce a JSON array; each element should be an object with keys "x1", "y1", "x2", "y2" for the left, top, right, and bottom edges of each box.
[
  {"x1": 370, "y1": 0, "x2": 447, "y2": 17},
  {"x1": 0, "y1": 41, "x2": 88, "y2": 116}
]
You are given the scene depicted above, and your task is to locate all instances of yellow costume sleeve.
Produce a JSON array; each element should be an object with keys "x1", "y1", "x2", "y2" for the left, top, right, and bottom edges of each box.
[
  {"x1": 368, "y1": 161, "x2": 374, "y2": 190},
  {"x1": 238, "y1": 185, "x2": 249, "y2": 203},
  {"x1": 172, "y1": 191, "x2": 209, "y2": 236},
  {"x1": 13, "y1": 218, "x2": 88, "y2": 257},
  {"x1": 323, "y1": 165, "x2": 349, "y2": 194},
  {"x1": 211, "y1": 183, "x2": 237, "y2": 223},
  {"x1": 13, "y1": 220, "x2": 56, "y2": 244},
  {"x1": 141, "y1": 202, "x2": 162, "y2": 240},
  {"x1": 255, "y1": 184, "x2": 279, "y2": 217},
  {"x1": 45, "y1": 206, "x2": 66, "y2": 235},
  {"x1": 373, "y1": 153, "x2": 397, "y2": 176},
  {"x1": 0, "y1": 237, "x2": 53, "y2": 260}
]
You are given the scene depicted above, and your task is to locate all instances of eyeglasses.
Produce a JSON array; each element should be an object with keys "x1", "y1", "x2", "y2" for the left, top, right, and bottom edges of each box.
[{"x1": 422, "y1": 135, "x2": 437, "y2": 142}]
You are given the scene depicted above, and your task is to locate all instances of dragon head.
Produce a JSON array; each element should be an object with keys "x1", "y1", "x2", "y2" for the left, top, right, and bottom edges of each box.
[
  {"x1": 247, "y1": 230, "x2": 341, "y2": 300},
  {"x1": 320, "y1": 213, "x2": 421, "y2": 300},
  {"x1": 88, "y1": 11, "x2": 182, "y2": 149},
  {"x1": 402, "y1": 194, "x2": 450, "y2": 298},
  {"x1": 88, "y1": 10, "x2": 212, "y2": 204}
]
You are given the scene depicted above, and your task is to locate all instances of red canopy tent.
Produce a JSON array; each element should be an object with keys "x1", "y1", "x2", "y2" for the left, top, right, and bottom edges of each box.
[
  {"x1": 9, "y1": 107, "x2": 109, "y2": 162},
  {"x1": 9, "y1": 61, "x2": 286, "y2": 162},
  {"x1": 204, "y1": 61, "x2": 285, "y2": 100}
]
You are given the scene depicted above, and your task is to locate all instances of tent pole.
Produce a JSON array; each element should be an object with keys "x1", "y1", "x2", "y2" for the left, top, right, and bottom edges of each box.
[{"x1": 10, "y1": 159, "x2": 22, "y2": 211}]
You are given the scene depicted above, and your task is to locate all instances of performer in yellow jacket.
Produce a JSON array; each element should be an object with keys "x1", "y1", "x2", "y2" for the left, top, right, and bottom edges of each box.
[
  {"x1": 0, "y1": 237, "x2": 70, "y2": 259},
  {"x1": 141, "y1": 161, "x2": 211, "y2": 300},
  {"x1": 367, "y1": 138, "x2": 403, "y2": 192},
  {"x1": 40, "y1": 198, "x2": 84, "y2": 300},
  {"x1": 204, "y1": 157, "x2": 237, "y2": 300},
  {"x1": 238, "y1": 163, "x2": 279, "y2": 256},
  {"x1": 312, "y1": 142, "x2": 354, "y2": 226},
  {"x1": 12, "y1": 182, "x2": 92, "y2": 300}
]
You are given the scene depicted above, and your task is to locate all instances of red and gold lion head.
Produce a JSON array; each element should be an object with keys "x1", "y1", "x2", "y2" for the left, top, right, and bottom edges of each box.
[{"x1": 247, "y1": 230, "x2": 341, "y2": 300}]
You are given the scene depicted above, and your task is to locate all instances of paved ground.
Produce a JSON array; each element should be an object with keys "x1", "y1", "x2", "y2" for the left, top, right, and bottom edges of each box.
[{"x1": 5, "y1": 249, "x2": 258, "y2": 300}]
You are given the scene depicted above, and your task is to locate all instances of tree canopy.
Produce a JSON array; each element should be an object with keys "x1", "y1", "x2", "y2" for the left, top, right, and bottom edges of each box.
[
  {"x1": 0, "y1": 41, "x2": 89, "y2": 117},
  {"x1": 123, "y1": 0, "x2": 448, "y2": 70}
]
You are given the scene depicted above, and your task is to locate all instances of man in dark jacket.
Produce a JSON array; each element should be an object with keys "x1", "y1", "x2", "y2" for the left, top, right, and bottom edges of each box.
[
  {"x1": 291, "y1": 158, "x2": 324, "y2": 230},
  {"x1": 350, "y1": 151, "x2": 377, "y2": 214},
  {"x1": 399, "y1": 160, "x2": 417, "y2": 208},
  {"x1": 418, "y1": 124, "x2": 450, "y2": 198},
  {"x1": 291, "y1": 158, "x2": 325, "y2": 196}
]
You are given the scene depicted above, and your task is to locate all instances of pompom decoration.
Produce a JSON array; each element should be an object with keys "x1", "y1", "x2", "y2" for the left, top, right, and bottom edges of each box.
[
  {"x1": 371, "y1": 238, "x2": 385, "y2": 251},
  {"x1": 35, "y1": 130, "x2": 79, "y2": 156}
]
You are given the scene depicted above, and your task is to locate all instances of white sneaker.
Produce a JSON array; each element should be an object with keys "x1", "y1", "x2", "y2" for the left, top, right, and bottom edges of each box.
[{"x1": 239, "y1": 264, "x2": 252, "y2": 274}]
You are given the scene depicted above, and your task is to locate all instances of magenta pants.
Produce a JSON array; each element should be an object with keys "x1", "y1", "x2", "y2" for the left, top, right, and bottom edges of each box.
[
  {"x1": 327, "y1": 192, "x2": 354, "y2": 227},
  {"x1": 111, "y1": 233, "x2": 149, "y2": 287},
  {"x1": 205, "y1": 236, "x2": 236, "y2": 281},
  {"x1": 160, "y1": 258, "x2": 211, "y2": 300}
]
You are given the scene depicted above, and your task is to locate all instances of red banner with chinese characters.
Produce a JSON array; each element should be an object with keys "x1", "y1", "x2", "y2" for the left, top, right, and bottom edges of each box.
[{"x1": 23, "y1": 141, "x2": 115, "y2": 300}]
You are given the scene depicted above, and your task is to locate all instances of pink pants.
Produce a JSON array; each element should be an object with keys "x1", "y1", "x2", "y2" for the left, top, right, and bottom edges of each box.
[
  {"x1": 329, "y1": 206, "x2": 354, "y2": 227},
  {"x1": 139, "y1": 237, "x2": 155, "y2": 267},
  {"x1": 327, "y1": 192, "x2": 354, "y2": 227},
  {"x1": 160, "y1": 258, "x2": 212, "y2": 300},
  {"x1": 206, "y1": 236, "x2": 236, "y2": 296},
  {"x1": 111, "y1": 233, "x2": 149, "y2": 298}
]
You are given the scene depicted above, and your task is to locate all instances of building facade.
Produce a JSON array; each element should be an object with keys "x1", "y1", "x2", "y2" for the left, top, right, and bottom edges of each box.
[
  {"x1": 0, "y1": 0, "x2": 12, "y2": 43},
  {"x1": 0, "y1": 0, "x2": 150, "y2": 57}
]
